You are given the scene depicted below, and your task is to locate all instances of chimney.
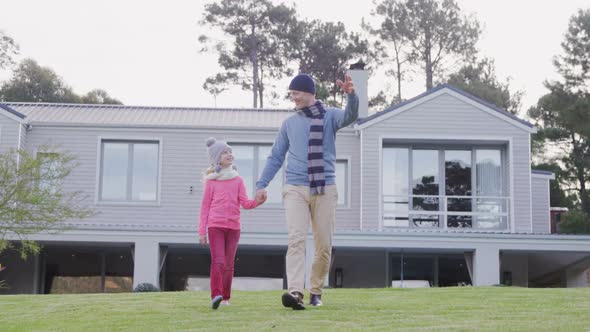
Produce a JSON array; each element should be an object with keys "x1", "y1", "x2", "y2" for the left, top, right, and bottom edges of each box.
[{"x1": 347, "y1": 60, "x2": 368, "y2": 119}]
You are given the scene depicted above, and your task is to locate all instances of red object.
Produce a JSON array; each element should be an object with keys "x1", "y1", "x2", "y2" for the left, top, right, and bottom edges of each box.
[{"x1": 207, "y1": 227, "x2": 240, "y2": 301}]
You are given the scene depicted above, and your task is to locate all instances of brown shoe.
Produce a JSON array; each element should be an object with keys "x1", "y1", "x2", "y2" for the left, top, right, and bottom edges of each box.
[{"x1": 282, "y1": 291, "x2": 305, "y2": 310}]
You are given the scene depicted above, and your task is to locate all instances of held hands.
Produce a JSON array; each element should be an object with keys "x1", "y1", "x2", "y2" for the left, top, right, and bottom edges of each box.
[
  {"x1": 336, "y1": 74, "x2": 355, "y2": 94},
  {"x1": 255, "y1": 189, "x2": 268, "y2": 205},
  {"x1": 199, "y1": 234, "x2": 208, "y2": 245}
]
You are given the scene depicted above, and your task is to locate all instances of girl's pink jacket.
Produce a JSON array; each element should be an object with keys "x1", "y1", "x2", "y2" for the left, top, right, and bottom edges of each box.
[{"x1": 199, "y1": 176, "x2": 259, "y2": 235}]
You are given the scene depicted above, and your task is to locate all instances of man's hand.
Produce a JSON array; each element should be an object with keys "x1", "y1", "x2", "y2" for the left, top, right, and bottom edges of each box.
[
  {"x1": 255, "y1": 189, "x2": 267, "y2": 205},
  {"x1": 199, "y1": 234, "x2": 208, "y2": 245},
  {"x1": 336, "y1": 74, "x2": 355, "y2": 94}
]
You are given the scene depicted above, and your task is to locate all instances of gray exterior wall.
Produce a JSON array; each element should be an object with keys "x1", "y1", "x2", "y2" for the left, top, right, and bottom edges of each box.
[
  {"x1": 333, "y1": 131, "x2": 361, "y2": 230},
  {"x1": 532, "y1": 176, "x2": 551, "y2": 234},
  {"x1": 0, "y1": 113, "x2": 20, "y2": 153},
  {"x1": 501, "y1": 253, "x2": 528, "y2": 287},
  {"x1": 329, "y1": 249, "x2": 387, "y2": 288},
  {"x1": 24, "y1": 125, "x2": 360, "y2": 233},
  {"x1": 360, "y1": 92, "x2": 532, "y2": 233}
]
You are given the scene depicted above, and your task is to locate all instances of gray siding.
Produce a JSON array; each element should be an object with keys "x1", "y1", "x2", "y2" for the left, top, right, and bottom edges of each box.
[
  {"x1": 25, "y1": 125, "x2": 360, "y2": 234},
  {"x1": 361, "y1": 92, "x2": 532, "y2": 233},
  {"x1": 531, "y1": 176, "x2": 551, "y2": 234},
  {"x1": 334, "y1": 132, "x2": 361, "y2": 230},
  {"x1": 0, "y1": 113, "x2": 20, "y2": 153}
]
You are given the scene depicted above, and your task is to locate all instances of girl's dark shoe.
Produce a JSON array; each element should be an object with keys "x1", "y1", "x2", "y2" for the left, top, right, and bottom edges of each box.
[{"x1": 211, "y1": 295, "x2": 223, "y2": 309}]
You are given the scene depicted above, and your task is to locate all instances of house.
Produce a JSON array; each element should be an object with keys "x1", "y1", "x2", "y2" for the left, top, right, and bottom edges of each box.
[{"x1": 1, "y1": 68, "x2": 589, "y2": 294}]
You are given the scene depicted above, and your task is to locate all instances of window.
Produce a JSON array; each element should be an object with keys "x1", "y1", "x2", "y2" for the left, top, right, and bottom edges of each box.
[
  {"x1": 383, "y1": 148, "x2": 409, "y2": 227},
  {"x1": 475, "y1": 149, "x2": 505, "y2": 228},
  {"x1": 335, "y1": 160, "x2": 348, "y2": 206},
  {"x1": 412, "y1": 149, "x2": 440, "y2": 227},
  {"x1": 232, "y1": 144, "x2": 283, "y2": 205},
  {"x1": 38, "y1": 152, "x2": 60, "y2": 194},
  {"x1": 382, "y1": 145, "x2": 508, "y2": 230},
  {"x1": 99, "y1": 140, "x2": 159, "y2": 202},
  {"x1": 445, "y1": 150, "x2": 472, "y2": 228}
]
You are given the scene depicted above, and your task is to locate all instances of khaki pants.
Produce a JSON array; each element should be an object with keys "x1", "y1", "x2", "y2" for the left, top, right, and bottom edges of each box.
[{"x1": 282, "y1": 184, "x2": 338, "y2": 295}]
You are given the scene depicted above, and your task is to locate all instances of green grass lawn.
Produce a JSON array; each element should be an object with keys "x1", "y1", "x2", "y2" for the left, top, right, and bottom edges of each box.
[{"x1": 1, "y1": 287, "x2": 589, "y2": 331}]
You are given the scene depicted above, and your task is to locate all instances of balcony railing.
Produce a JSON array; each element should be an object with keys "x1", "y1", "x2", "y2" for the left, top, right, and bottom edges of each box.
[{"x1": 383, "y1": 194, "x2": 510, "y2": 230}]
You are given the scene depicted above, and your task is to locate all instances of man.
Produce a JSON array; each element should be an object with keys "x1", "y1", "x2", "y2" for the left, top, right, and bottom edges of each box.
[{"x1": 255, "y1": 73, "x2": 358, "y2": 310}]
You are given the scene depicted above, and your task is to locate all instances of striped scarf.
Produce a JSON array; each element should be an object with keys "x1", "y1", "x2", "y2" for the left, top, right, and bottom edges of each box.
[{"x1": 298, "y1": 101, "x2": 326, "y2": 195}]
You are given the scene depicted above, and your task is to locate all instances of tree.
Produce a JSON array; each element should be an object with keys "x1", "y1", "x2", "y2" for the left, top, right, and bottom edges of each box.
[
  {"x1": 553, "y1": 9, "x2": 590, "y2": 91},
  {"x1": 559, "y1": 209, "x2": 590, "y2": 234},
  {"x1": 394, "y1": 0, "x2": 481, "y2": 90},
  {"x1": 295, "y1": 20, "x2": 369, "y2": 106},
  {"x1": 528, "y1": 9, "x2": 590, "y2": 217},
  {"x1": 80, "y1": 89, "x2": 122, "y2": 105},
  {"x1": 0, "y1": 59, "x2": 122, "y2": 104},
  {"x1": 532, "y1": 162, "x2": 576, "y2": 209},
  {"x1": 0, "y1": 146, "x2": 94, "y2": 259},
  {"x1": 446, "y1": 57, "x2": 523, "y2": 114},
  {"x1": 0, "y1": 30, "x2": 19, "y2": 70},
  {"x1": 198, "y1": 0, "x2": 300, "y2": 108},
  {"x1": 0, "y1": 58, "x2": 79, "y2": 103},
  {"x1": 202, "y1": 73, "x2": 232, "y2": 107},
  {"x1": 369, "y1": 90, "x2": 398, "y2": 112},
  {"x1": 529, "y1": 86, "x2": 590, "y2": 216},
  {"x1": 365, "y1": 0, "x2": 417, "y2": 101}
]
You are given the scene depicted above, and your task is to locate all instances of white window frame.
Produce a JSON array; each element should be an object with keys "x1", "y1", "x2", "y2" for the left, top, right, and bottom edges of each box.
[
  {"x1": 336, "y1": 157, "x2": 352, "y2": 208},
  {"x1": 379, "y1": 136, "x2": 512, "y2": 231},
  {"x1": 95, "y1": 136, "x2": 162, "y2": 206}
]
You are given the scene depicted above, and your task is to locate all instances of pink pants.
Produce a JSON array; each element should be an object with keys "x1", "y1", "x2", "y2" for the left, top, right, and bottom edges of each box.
[{"x1": 207, "y1": 227, "x2": 240, "y2": 300}]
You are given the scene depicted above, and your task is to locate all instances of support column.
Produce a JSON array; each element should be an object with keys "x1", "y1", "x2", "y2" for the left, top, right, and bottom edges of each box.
[
  {"x1": 133, "y1": 240, "x2": 160, "y2": 289},
  {"x1": 384, "y1": 250, "x2": 390, "y2": 287},
  {"x1": 33, "y1": 254, "x2": 41, "y2": 294},
  {"x1": 472, "y1": 247, "x2": 500, "y2": 286},
  {"x1": 566, "y1": 266, "x2": 588, "y2": 288}
]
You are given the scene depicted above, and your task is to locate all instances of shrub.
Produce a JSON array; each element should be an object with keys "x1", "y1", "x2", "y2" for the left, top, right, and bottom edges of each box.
[
  {"x1": 559, "y1": 210, "x2": 590, "y2": 234},
  {"x1": 133, "y1": 283, "x2": 160, "y2": 292}
]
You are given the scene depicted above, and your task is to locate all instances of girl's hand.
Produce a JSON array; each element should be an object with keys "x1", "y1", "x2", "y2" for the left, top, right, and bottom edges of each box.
[
  {"x1": 199, "y1": 234, "x2": 208, "y2": 245},
  {"x1": 255, "y1": 190, "x2": 267, "y2": 205}
]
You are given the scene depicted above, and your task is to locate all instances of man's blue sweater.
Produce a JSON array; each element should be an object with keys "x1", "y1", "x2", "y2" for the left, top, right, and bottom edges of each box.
[{"x1": 256, "y1": 93, "x2": 359, "y2": 190}]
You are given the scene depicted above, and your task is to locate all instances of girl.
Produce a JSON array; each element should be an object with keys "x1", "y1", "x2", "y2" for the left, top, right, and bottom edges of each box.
[{"x1": 199, "y1": 137, "x2": 265, "y2": 309}]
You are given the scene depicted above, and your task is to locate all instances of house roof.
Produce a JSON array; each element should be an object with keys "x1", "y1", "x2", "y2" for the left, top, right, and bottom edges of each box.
[
  {"x1": 1, "y1": 102, "x2": 295, "y2": 129},
  {"x1": 2, "y1": 84, "x2": 535, "y2": 131},
  {"x1": 532, "y1": 169, "x2": 556, "y2": 180},
  {"x1": 532, "y1": 169, "x2": 554, "y2": 176},
  {"x1": 357, "y1": 83, "x2": 535, "y2": 131},
  {"x1": 0, "y1": 103, "x2": 26, "y2": 121}
]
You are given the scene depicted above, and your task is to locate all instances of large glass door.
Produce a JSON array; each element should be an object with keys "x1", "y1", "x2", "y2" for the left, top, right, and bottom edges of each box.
[
  {"x1": 411, "y1": 149, "x2": 440, "y2": 228},
  {"x1": 445, "y1": 150, "x2": 472, "y2": 228},
  {"x1": 383, "y1": 148, "x2": 409, "y2": 227},
  {"x1": 382, "y1": 145, "x2": 509, "y2": 230}
]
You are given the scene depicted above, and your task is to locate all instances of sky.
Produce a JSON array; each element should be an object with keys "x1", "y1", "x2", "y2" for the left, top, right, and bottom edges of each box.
[{"x1": 0, "y1": 0, "x2": 587, "y2": 114}]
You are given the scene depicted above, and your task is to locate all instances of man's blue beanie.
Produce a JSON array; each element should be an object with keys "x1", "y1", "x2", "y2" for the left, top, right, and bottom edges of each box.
[{"x1": 288, "y1": 74, "x2": 315, "y2": 94}]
